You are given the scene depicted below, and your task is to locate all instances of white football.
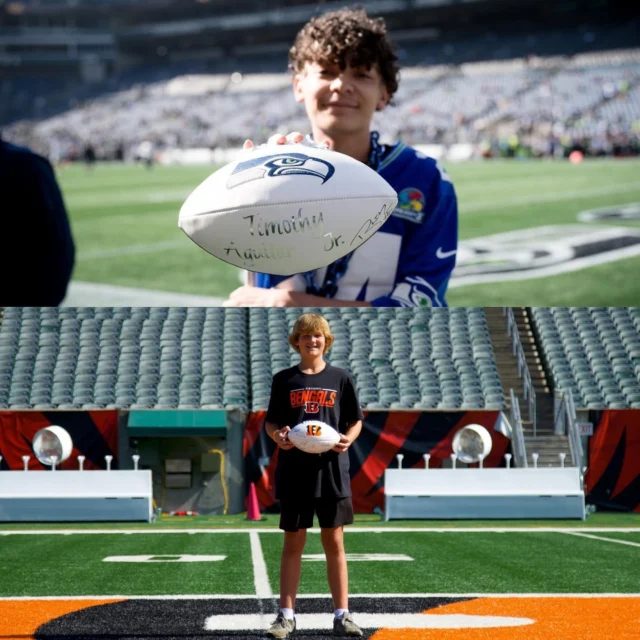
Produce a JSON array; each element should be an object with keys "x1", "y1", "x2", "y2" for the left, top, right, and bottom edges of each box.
[
  {"x1": 178, "y1": 142, "x2": 398, "y2": 275},
  {"x1": 288, "y1": 420, "x2": 341, "y2": 454}
]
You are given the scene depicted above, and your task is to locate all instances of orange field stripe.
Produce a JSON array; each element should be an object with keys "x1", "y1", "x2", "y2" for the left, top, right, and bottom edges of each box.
[
  {"x1": 0, "y1": 599, "x2": 125, "y2": 637},
  {"x1": 371, "y1": 596, "x2": 640, "y2": 640}
]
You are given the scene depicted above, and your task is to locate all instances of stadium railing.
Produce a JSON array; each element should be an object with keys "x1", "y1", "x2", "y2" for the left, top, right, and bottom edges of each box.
[
  {"x1": 554, "y1": 388, "x2": 585, "y2": 470},
  {"x1": 505, "y1": 307, "x2": 537, "y2": 434},
  {"x1": 509, "y1": 388, "x2": 528, "y2": 468}
]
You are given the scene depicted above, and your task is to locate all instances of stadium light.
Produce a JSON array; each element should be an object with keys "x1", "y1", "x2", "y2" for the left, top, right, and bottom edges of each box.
[
  {"x1": 452, "y1": 423, "x2": 493, "y2": 464},
  {"x1": 32, "y1": 426, "x2": 73, "y2": 467}
]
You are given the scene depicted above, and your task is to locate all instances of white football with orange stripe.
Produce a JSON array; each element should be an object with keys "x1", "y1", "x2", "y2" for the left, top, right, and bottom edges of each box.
[{"x1": 288, "y1": 420, "x2": 341, "y2": 454}]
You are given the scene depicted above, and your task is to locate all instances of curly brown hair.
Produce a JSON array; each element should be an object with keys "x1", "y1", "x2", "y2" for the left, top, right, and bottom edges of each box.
[{"x1": 288, "y1": 6, "x2": 400, "y2": 100}]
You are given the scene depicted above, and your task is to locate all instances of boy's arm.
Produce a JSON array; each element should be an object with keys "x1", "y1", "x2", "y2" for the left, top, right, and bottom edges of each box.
[
  {"x1": 344, "y1": 420, "x2": 363, "y2": 444},
  {"x1": 264, "y1": 420, "x2": 295, "y2": 449},
  {"x1": 371, "y1": 168, "x2": 458, "y2": 308},
  {"x1": 333, "y1": 420, "x2": 362, "y2": 453}
]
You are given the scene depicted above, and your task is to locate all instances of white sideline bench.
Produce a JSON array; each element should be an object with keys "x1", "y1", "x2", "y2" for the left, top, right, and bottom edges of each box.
[
  {"x1": 384, "y1": 468, "x2": 585, "y2": 520},
  {"x1": 0, "y1": 470, "x2": 153, "y2": 522}
]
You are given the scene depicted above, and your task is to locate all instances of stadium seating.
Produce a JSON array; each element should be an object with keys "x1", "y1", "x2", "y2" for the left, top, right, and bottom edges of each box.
[
  {"x1": 0, "y1": 307, "x2": 506, "y2": 411},
  {"x1": 248, "y1": 307, "x2": 506, "y2": 411},
  {"x1": 0, "y1": 307, "x2": 249, "y2": 411},
  {"x1": 3, "y1": 42, "x2": 639, "y2": 159},
  {"x1": 3, "y1": 306, "x2": 638, "y2": 412},
  {"x1": 530, "y1": 307, "x2": 640, "y2": 409}
]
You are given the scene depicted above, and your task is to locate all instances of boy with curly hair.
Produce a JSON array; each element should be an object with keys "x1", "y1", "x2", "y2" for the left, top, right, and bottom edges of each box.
[
  {"x1": 265, "y1": 312, "x2": 364, "y2": 637},
  {"x1": 225, "y1": 7, "x2": 458, "y2": 309}
]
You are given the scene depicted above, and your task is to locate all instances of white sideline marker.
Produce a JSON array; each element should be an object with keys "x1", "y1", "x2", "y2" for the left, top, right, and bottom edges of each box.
[
  {"x1": 302, "y1": 554, "x2": 413, "y2": 562},
  {"x1": 2, "y1": 527, "x2": 639, "y2": 535},
  {"x1": 562, "y1": 531, "x2": 640, "y2": 548},
  {"x1": 103, "y1": 555, "x2": 226, "y2": 563},
  {"x1": 204, "y1": 612, "x2": 535, "y2": 631},
  {"x1": 250, "y1": 531, "x2": 272, "y2": 599}
]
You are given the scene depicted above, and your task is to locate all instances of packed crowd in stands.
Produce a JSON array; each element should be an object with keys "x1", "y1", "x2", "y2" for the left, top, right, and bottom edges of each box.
[{"x1": 2, "y1": 41, "x2": 639, "y2": 162}]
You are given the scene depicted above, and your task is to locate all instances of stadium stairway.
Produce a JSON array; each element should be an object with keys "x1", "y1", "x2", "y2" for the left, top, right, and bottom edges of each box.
[{"x1": 485, "y1": 308, "x2": 573, "y2": 466}]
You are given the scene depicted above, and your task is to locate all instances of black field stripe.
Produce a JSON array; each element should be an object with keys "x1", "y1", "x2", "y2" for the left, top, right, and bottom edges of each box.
[
  {"x1": 42, "y1": 411, "x2": 117, "y2": 469},
  {"x1": 35, "y1": 597, "x2": 474, "y2": 639}
]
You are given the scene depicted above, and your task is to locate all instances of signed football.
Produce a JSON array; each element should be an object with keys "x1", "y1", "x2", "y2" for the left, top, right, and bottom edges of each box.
[
  {"x1": 178, "y1": 142, "x2": 398, "y2": 275},
  {"x1": 288, "y1": 420, "x2": 341, "y2": 454}
]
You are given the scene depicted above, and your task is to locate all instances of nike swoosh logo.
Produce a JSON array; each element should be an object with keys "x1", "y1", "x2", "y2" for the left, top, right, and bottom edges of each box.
[{"x1": 436, "y1": 247, "x2": 457, "y2": 259}]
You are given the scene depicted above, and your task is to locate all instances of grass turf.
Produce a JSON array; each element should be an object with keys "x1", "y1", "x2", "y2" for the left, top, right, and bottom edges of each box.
[
  {"x1": 0, "y1": 533, "x2": 254, "y2": 596},
  {"x1": 55, "y1": 158, "x2": 640, "y2": 305},
  {"x1": 2, "y1": 529, "x2": 638, "y2": 597},
  {"x1": 260, "y1": 530, "x2": 640, "y2": 594}
]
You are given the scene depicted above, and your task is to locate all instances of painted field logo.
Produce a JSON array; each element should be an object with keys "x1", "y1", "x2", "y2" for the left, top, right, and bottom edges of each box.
[
  {"x1": 7, "y1": 595, "x2": 638, "y2": 638},
  {"x1": 449, "y1": 224, "x2": 640, "y2": 287},
  {"x1": 577, "y1": 202, "x2": 640, "y2": 222}
]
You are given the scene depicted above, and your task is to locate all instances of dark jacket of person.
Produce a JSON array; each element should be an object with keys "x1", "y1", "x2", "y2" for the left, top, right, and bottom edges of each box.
[{"x1": 1, "y1": 138, "x2": 75, "y2": 305}]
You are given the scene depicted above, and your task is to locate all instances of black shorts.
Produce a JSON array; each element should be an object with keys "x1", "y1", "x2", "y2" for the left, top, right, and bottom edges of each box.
[{"x1": 279, "y1": 496, "x2": 354, "y2": 532}]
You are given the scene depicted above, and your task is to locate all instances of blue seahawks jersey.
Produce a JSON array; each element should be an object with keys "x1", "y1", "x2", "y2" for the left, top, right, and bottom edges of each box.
[{"x1": 253, "y1": 142, "x2": 458, "y2": 307}]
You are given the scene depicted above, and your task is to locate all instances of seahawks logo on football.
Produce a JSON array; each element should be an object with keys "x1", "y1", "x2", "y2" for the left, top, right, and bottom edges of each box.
[
  {"x1": 227, "y1": 153, "x2": 335, "y2": 189},
  {"x1": 306, "y1": 424, "x2": 323, "y2": 436}
]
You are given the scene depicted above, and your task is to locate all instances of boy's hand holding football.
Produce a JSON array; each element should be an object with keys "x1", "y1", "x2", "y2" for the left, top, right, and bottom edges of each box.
[
  {"x1": 332, "y1": 433, "x2": 353, "y2": 453},
  {"x1": 273, "y1": 426, "x2": 295, "y2": 450}
]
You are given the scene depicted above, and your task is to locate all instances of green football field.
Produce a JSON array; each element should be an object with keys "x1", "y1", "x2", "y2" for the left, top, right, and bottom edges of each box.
[
  {"x1": 56, "y1": 158, "x2": 640, "y2": 306},
  {"x1": 1, "y1": 515, "x2": 638, "y2": 638},
  {"x1": 1, "y1": 513, "x2": 638, "y2": 597},
  {"x1": 1, "y1": 526, "x2": 639, "y2": 597}
]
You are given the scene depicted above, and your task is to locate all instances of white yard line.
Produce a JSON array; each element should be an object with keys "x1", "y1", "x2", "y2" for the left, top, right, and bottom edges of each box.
[
  {"x1": 249, "y1": 531, "x2": 273, "y2": 599},
  {"x1": 1, "y1": 593, "x2": 638, "y2": 601},
  {"x1": 562, "y1": 531, "x2": 640, "y2": 548},
  {"x1": 204, "y1": 612, "x2": 536, "y2": 630},
  {"x1": 1, "y1": 527, "x2": 639, "y2": 535},
  {"x1": 62, "y1": 281, "x2": 223, "y2": 307}
]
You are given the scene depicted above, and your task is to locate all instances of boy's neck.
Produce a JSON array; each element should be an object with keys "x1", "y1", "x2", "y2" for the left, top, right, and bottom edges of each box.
[
  {"x1": 313, "y1": 128, "x2": 371, "y2": 165},
  {"x1": 298, "y1": 356, "x2": 327, "y2": 374}
]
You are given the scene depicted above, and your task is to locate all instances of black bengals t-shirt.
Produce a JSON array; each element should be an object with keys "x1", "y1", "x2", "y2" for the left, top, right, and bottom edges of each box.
[{"x1": 266, "y1": 364, "x2": 363, "y2": 500}]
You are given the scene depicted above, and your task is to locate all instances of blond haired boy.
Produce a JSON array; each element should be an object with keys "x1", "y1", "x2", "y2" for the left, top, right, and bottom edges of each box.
[{"x1": 265, "y1": 313, "x2": 364, "y2": 637}]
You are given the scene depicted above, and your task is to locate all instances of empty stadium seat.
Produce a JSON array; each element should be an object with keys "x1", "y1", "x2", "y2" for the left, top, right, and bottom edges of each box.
[{"x1": 531, "y1": 307, "x2": 640, "y2": 408}]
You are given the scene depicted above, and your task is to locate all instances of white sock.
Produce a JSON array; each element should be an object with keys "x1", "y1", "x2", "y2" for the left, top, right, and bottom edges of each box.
[
  {"x1": 334, "y1": 608, "x2": 349, "y2": 619},
  {"x1": 280, "y1": 608, "x2": 294, "y2": 620}
]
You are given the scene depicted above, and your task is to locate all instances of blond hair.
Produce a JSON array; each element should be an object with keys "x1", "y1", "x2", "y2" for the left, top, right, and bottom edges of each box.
[{"x1": 288, "y1": 313, "x2": 334, "y2": 354}]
